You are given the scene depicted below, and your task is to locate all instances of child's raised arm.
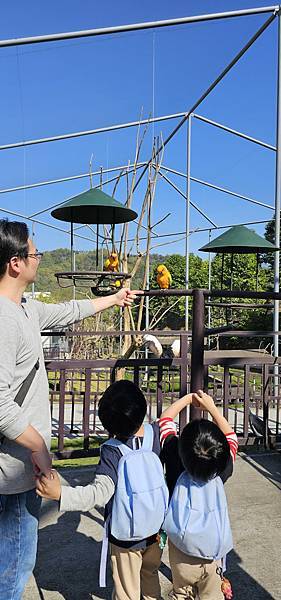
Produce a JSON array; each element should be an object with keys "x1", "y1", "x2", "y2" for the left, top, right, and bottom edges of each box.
[
  {"x1": 192, "y1": 390, "x2": 232, "y2": 435},
  {"x1": 160, "y1": 393, "x2": 193, "y2": 421}
]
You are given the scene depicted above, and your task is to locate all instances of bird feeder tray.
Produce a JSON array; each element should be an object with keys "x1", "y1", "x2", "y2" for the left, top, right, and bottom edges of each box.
[{"x1": 55, "y1": 271, "x2": 131, "y2": 296}]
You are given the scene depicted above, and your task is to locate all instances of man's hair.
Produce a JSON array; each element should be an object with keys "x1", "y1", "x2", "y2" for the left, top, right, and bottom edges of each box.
[
  {"x1": 179, "y1": 419, "x2": 230, "y2": 483},
  {"x1": 98, "y1": 380, "x2": 147, "y2": 441},
  {"x1": 0, "y1": 219, "x2": 29, "y2": 278}
]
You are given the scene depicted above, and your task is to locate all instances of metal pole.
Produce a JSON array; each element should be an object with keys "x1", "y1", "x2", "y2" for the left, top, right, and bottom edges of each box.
[
  {"x1": 192, "y1": 113, "x2": 276, "y2": 151},
  {"x1": 133, "y1": 11, "x2": 277, "y2": 193},
  {"x1": 31, "y1": 222, "x2": 35, "y2": 299},
  {"x1": 160, "y1": 165, "x2": 274, "y2": 210},
  {"x1": 190, "y1": 289, "x2": 205, "y2": 420},
  {"x1": 190, "y1": 177, "x2": 274, "y2": 210},
  {"x1": 0, "y1": 105, "x2": 274, "y2": 154},
  {"x1": 106, "y1": 218, "x2": 273, "y2": 247},
  {"x1": 0, "y1": 114, "x2": 186, "y2": 152},
  {"x1": 70, "y1": 221, "x2": 74, "y2": 271},
  {"x1": 0, "y1": 162, "x2": 146, "y2": 201},
  {"x1": 0, "y1": 205, "x2": 97, "y2": 243},
  {"x1": 0, "y1": 7, "x2": 277, "y2": 48},
  {"x1": 185, "y1": 118, "x2": 191, "y2": 331},
  {"x1": 208, "y1": 230, "x2": 212, "y2": 338},
  {"x1": 274, "y1": 11, "x2": 281, "y2": 398},
  {"x1": 73, "y1": 249, "x2": 76, "y2": 300},
  {"x1": 158, "y1": 169, "x2": 217, "y2": 226}
]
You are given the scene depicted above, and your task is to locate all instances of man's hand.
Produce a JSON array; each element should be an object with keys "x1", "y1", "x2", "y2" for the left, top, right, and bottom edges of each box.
[
  {"x1": 36, "y1": 470, "x2": 61, "y2": 501},
  {"x1": 114, "y1": 289, "x2": 143, "y2": 307},
  {"x1": 15, "y1": 424, "x2": 52, "y2": 478},
  {"x1": 31, "y1": 446, "x2": 52, "y2": 479}
]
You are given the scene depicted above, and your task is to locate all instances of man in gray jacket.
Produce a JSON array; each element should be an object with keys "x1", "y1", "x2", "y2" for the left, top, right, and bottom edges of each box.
[{"x1": 0, "y1": 219, "x2": 139, "y2": 600}]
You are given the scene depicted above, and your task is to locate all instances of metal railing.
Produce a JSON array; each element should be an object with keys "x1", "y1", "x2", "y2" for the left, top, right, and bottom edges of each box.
[{"x1": 46, "y1": 288, "x2": 281, "y2": 458}]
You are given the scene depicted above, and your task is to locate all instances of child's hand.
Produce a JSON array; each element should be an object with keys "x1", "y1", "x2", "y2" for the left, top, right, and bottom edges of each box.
[
  {"x1": 179, "y1": 393, "x2": 193, "y2": 406},
  {"x1": 192, "y1": 390, "x2": 216, "y2": 412},
  {"x1": 36, "y1": 470, "x2": 61, "y2": 501}
]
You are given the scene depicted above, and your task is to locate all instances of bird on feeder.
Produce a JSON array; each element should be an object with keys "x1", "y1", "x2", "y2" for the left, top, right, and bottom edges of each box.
[
  {"x1": 104, "y1": 252, "x2": 119, "y2": 272},
  {"x1": 156, "y1": 264, "x2": 172, "y2": 289}
]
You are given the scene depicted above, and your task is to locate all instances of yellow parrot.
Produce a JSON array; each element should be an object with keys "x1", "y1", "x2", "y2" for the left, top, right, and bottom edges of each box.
[
  {"x1": 104, "y1": 252, "x2": 119, "y2": 272},
  {"x1": 156, "y1": 264, "x2": 172, "y2": 289}
]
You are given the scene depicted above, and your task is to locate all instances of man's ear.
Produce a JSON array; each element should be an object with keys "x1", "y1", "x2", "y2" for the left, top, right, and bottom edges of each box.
[{"x1": 9, "y1": 256, "x2": 21, "y2": 275}]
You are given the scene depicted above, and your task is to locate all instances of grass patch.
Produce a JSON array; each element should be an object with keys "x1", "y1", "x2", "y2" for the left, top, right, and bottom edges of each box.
[
  {"x1": 51, "y1": 436, "x2": 104, "y2": 452},
  {"x1": 53, "y1": 456, "x2": 100, "y2": 469}
]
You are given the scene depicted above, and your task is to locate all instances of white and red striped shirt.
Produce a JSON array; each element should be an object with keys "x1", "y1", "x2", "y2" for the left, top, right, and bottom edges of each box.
[{"x1": 159, "y1": 416, "x2": 238, "y2": 462}]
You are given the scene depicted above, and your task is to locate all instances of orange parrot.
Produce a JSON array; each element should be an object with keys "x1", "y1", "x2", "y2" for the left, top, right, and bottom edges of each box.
[
  {"x1": 156, "y1": 264, "x2": 172, "y2": 289},
  {"x1": 104, "y1": 252, "x2": 119, "y2": 273}
]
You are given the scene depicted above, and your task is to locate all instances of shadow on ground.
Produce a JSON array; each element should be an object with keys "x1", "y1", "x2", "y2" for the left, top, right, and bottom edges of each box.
[
  {"x1": 34, "y1": 511, "x2": 112, "y2": 600},
  {"x1": 240, "y1": 448, "x2": 281, "y2": 491},
  {"x1": 227, "y1": 550, "x2": 276, "y2": 600},
  {"x1": 34, "y1": 515, "x2": 276, "y2": 600},
  {"x1": 31, "y1": 455, "x2": 280, "y2": 600}
]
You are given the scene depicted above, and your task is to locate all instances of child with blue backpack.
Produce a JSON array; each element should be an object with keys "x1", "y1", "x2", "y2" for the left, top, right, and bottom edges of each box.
[
  {"x1": 37, "y1": 380, "x2": 193, "y2": 600},
  {"x1": 159, "y1": 390, "x2": 238, "y2": 600}
]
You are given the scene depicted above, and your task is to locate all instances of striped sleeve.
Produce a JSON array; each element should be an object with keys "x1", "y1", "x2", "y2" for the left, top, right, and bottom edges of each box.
[
  {"x1": 225, "y1": 431, "x2": 238, "y2": 462},
  {"x1": 159, "y1": 416, "x2": 177, "y2": 447}
]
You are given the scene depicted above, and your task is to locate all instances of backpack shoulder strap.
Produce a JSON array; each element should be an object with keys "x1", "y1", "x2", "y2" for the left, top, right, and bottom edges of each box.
[
  {"x1": 103, "y1": 437, "x2": 132, "y2": 456},
  {"x1": 141, "y1": 423, "x2": 154, "y2": 451}
]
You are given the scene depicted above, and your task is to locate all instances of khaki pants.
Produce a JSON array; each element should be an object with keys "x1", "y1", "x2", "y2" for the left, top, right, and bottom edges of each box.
[
  {"x1": 168, "y1": 541, "x2": 224, "y2": 600},
  {"x1": 110, "y1": 542, "x2": 162, "y2": 600}
]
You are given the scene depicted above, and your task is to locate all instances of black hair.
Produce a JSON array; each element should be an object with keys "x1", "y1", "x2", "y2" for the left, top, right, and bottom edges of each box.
[
  {"x1": 0, "y1": 219, "x2": 29, "y2": 278},
  {"x1": 98, "y1": 379, "x2": 147, "y2": 442},
  {"x1": 179, "y1": 419, "x2": 230, "y2": 483}
]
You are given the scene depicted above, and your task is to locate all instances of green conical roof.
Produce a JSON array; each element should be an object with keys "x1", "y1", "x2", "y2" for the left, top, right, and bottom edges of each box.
[
  {"x1": 199, "y1": 225, "x2": 278, "y2": 254},
  {"x1": 51, "y1": 188, "x2": 138, "y2": 224}
]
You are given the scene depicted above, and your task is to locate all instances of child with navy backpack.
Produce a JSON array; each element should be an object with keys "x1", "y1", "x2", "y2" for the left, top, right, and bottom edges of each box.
[
  {"x1": 37, "y1": 380, "x2": 192, "y2": 600},
  {"x1": 159, "y1": 390, "x2": 238, "y2": 600}
]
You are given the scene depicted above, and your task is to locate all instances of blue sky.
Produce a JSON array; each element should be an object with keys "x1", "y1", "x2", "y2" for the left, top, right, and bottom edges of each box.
[{"x1": 0, "y1": 0, "x2": 278, "y2": 257}]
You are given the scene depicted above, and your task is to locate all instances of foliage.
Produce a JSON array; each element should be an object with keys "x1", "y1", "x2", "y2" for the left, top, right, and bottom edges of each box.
[
  {"x1": 263, "y1": 217, "x2": 276, "y2": 271},
  {"x1": 210, "y1": 253, "x2": 272, "y2": 349}
]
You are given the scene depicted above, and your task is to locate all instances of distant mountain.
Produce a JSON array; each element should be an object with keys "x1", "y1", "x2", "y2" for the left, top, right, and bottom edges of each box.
[{"x1": 32, "y1": 248, "x2": 166, "y2": 300}]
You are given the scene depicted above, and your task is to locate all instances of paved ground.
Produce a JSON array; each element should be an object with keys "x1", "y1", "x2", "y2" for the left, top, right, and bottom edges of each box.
[{"x1": 23, "y1": 449, "x2": 281, "y2": 600}]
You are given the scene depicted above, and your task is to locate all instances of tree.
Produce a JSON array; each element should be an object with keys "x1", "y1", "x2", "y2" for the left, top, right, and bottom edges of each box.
[
  {"x1": 210, "y1": 253, "x2": 272, "y2": 349},
  {"x1": 263, "y1": 216, "x2": 277, "y2": 270}
]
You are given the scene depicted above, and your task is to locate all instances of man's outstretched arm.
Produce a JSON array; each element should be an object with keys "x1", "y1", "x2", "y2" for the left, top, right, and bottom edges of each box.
[{"x1": 34, "y1": 289, "x2": 142, "y2": 330}]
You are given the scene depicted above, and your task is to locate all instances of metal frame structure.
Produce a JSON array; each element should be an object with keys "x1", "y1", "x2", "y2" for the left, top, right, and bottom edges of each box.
[{"x1": 0, "y1": 5, "x2": 280, "y2": 351}]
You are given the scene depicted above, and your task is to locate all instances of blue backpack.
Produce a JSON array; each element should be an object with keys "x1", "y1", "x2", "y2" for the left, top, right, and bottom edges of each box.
[
  {"x1": 99, "y1": 423, "x2": 169, "y2": 586},
  {"x1": 105, "y1": 423, "x2": 169, "y2": 540},
  {"x1": 163, "y1": 471, "x2": 233, "y2": 561}
]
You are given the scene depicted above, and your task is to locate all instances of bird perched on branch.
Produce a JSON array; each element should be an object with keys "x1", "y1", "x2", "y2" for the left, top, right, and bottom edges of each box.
[
  {"x1": 104, "y1": 252, "x2": 119, "y2": 272},
  {"x1": 156, "y1": 264, "x2": 172, "y2": 289}
]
